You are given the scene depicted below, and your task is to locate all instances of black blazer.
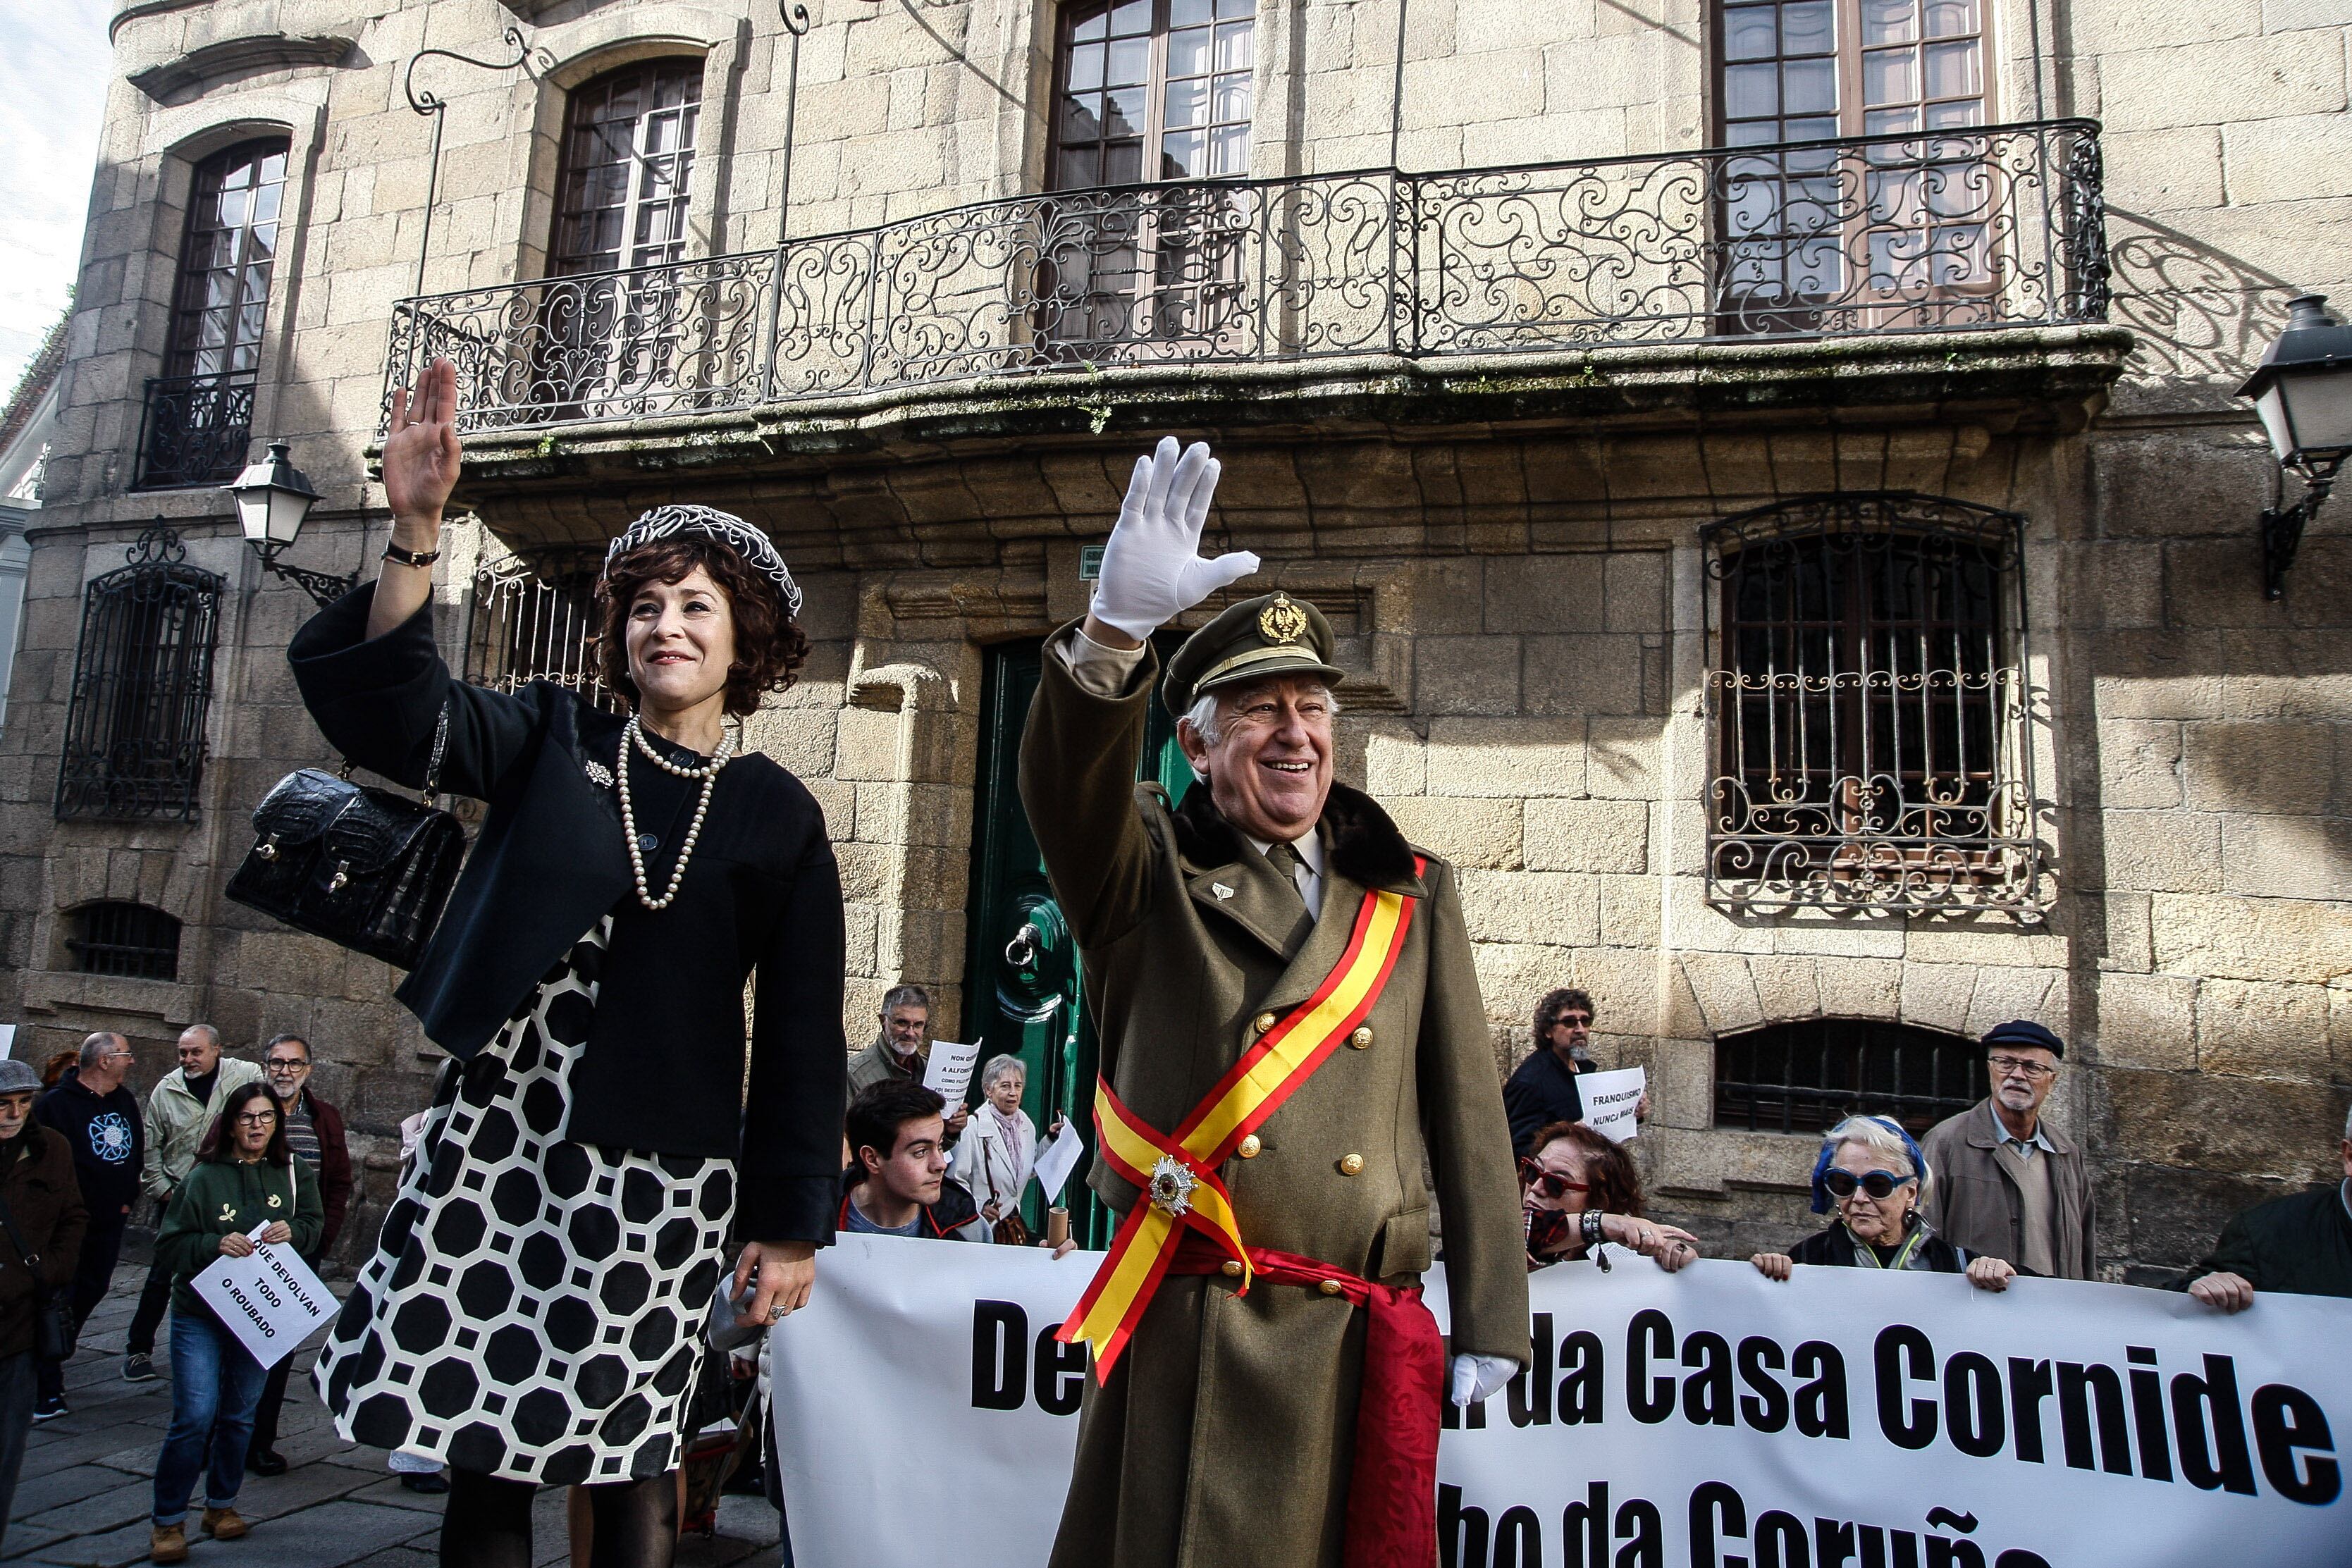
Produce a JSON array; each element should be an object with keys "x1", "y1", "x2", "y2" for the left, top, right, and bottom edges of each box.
[{"x1": 288, "y1": 586, "x2": 846, "y2": 1244}]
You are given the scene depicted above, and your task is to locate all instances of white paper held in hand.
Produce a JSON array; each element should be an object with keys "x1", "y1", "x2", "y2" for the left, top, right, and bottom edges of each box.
[
  {"x1": 1029, "y1": 1120, "x2": 1086, "y2": 1204},
  {"x1": 190, "y1": 1224, "x2": 334, "y2": 1369},
  {"x1": 921, "y1": 1039, "x2": 983, "y2": 1116},
  {"x1": 1576, "y1": 1066, "x2": 1646, "y2": 1144}
]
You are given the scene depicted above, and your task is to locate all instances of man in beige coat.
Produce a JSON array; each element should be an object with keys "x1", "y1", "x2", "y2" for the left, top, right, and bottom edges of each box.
[{"x1": 1021, "y1": 438, "x2": 1530, "y2": 1568}]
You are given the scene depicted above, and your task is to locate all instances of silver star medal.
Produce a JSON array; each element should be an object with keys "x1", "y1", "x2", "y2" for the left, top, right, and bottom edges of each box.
[{"x1": 1147, "y1": 1154, "x2": 1198, "y2": 1217}]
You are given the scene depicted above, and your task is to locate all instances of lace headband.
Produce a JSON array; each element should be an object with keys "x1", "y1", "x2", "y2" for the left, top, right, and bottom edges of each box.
[{"x1": 603, "y1": 505, "x2": 804, "y2": 619}]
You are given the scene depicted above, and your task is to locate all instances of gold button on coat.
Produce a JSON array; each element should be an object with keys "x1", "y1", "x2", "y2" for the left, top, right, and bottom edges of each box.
[
  {"x1": 1338, "y1": 1154, "x2": 1365, "y2": 1176},
  {"x1": 1348, "y1": 1025, "x2": 1373, "y2": 1049},
  {"x1": 1222, "y1": 1259, "x2": 1244, "y2": 1278},
  {"x1": 1238, "y1": 1134, "x2": 1262, "y2": 1159},
  {"x1": 1252, "y1": 1012, "x2": 1276, "y2": 1035},
  {"x1": 1319, "y1": 1279, "x2": 1343, "y2": 1297}
]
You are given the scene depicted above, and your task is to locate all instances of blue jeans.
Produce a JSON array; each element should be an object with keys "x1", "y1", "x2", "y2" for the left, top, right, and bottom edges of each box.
[{"x1": 152, "y1": 1311, "x2": 267, "y2": 1526}]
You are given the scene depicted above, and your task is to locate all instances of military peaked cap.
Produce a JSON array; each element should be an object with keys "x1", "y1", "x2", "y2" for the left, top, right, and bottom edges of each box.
[{"x1": 1162, "y1": 591, "x2": 1345, "y2": 717}]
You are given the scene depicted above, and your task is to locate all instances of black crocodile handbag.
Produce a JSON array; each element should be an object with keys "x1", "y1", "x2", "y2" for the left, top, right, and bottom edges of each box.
[{"x1": 225, "y1": 703, "x2": 464, "y2": 970}]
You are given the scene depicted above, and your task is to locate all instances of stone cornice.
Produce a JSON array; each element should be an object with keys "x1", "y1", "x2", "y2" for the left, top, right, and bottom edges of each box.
[{"x1": 128, "y1": 32, "x2": 356, "y2": 101}]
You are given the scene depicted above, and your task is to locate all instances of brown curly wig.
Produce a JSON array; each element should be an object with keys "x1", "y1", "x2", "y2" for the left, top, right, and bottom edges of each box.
[{"x1": 593, "y1": 536, "x2": 809, "y2": 717}]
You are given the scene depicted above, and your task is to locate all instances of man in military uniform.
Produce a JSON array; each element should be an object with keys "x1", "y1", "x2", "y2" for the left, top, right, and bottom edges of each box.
[{"x1": 1021, "y1": 438, "x2": 1532, "y2": 1568}]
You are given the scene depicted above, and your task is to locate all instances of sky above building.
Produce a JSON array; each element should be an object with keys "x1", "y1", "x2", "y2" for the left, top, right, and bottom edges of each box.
[{"x1": 0, "y1": 0, "x2": 111, "y2": 397}]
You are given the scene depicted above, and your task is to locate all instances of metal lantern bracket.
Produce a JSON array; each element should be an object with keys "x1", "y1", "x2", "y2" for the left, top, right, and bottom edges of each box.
[
  {"x1": 2260, "y1": 459, "x2": 2340, "y2": 603},
  {"x1": 405, "y1": 27, "x2": 556, "y2": 298},
  {"x1": 250, "y1": 539, "x2": 360, "y2": 609}
]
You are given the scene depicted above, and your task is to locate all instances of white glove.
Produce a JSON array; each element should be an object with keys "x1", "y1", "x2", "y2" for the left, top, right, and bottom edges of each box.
[
  {"x1": 1448, "y1": 1352, "x2": 1519, "y2": 1407},
  {"x1": 1088, "y1": 437, "x2": 1260, "y2": 640}
]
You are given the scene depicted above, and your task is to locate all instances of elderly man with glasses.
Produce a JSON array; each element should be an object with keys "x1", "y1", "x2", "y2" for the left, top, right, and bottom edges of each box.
[
  {"x1": 241, "y1": 1033, "x2": 351, "y2": 1476},
  {"x1": 1919, "y1": 1020, "x2": 2095, "y2": 1280}
]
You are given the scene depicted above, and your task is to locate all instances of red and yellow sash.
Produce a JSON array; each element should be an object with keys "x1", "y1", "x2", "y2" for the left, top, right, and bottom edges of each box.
[{"x1": 1059, "y1": 865, "x2": 1423, "y2": 1373}]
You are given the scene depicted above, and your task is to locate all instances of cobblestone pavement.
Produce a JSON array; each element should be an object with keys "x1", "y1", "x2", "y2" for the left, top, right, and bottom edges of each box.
[{"x1": 2, "y1": 1244, "x2": 784, "y2": 1568}]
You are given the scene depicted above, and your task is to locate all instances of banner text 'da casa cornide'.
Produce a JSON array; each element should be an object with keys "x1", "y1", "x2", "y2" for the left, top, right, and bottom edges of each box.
[{"x1": 766, "y1": 1237, "x2": 2352, "y2": 1568}]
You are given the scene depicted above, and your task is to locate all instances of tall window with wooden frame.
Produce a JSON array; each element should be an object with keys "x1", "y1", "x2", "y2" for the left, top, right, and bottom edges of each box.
[
  {"x1": 1701, "y1": 493, "x2": 2039, "y2": 913},
  {"x1": 1040, "y1": 0, "x2": 1256, "y2": 354},
  {"x1": 1712, "y1": 0, "x2": 1997, "y2": 333},
  {"x1": 539, "y1": 58, "x2": 706, "y2": 414},
  {"x1": 137, "y1": 138, "x2": 289, "y2": 488}
]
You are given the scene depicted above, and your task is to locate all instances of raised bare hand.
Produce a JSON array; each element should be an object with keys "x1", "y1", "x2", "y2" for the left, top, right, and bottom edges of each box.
[{"x1": 383, "y1": 357, "x2": 462, "y2": 529}]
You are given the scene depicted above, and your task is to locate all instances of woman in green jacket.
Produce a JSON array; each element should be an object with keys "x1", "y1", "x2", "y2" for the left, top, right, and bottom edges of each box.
[{"x1": 147, "y1": 1082, "x2": 321, "y2": 1564}]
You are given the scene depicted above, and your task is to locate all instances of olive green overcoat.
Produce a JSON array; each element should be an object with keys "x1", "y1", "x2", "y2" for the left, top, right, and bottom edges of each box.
[{"x1": 1021, "y1": 630, "x2": 1528, "y2": 1568}]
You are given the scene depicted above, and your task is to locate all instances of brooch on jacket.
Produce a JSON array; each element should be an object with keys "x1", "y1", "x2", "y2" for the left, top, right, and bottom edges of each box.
[{"x1": 584, "y1": 759, "x2": 615, "y2": 789}]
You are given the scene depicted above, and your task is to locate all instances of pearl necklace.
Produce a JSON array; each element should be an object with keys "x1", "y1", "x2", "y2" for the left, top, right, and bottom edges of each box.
[{"x1": 617, "y1": 713, "x2": 735, "y2": 911}]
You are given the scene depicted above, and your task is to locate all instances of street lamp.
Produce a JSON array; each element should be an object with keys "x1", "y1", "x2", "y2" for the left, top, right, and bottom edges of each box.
[
  {"x1": 224, "y1": 441, "x2": 358, "y2": 607},
  {"x1": 2238, "y1": 294, "x2": 2352, "y2": 600}
]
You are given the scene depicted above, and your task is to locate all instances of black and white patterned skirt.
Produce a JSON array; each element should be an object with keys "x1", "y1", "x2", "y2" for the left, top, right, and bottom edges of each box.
[{"x1": 316, "y1": 916, "x2": 735, "y2": 1484}]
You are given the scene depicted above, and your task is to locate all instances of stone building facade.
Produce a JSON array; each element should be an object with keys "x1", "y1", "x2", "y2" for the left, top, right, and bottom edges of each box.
[{"x1": 4, "y1": 0, "x2": 2344, "y2": 1272}]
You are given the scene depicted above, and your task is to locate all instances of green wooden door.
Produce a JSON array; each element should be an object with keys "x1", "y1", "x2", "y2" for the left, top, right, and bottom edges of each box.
[{"x1": 962, "y1": 638, "x2": 1190, "y2": 1248}]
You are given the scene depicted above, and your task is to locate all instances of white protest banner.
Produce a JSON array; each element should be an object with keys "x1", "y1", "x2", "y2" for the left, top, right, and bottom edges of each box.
[
  {"x1": 1575, "y1": 1066, "x2": 1645, "y2": 1143},
  {"x1": 768, "y1": 1240, "x2": 2352, "y2": 1568},
  {"x1": 770, "y1": 1235, "x2": 1088, "y2": 1566},
  {"x1": 190, "y1": 1228, "x2": 334, "y2": 1369},
  {"x1": 922, "y1": 1038, "x2": 983, "y2": 1113},
  {"x1": 1030, "y1": 1120, "x2": 1085, "y2": 1204}
]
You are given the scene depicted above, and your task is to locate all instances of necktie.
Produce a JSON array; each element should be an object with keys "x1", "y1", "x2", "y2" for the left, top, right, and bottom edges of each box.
[{"x1": 1266, "y1": 840, "x2": 1307, "y2": 906}]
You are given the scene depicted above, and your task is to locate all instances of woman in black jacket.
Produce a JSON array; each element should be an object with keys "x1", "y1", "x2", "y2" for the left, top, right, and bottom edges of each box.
[{"x1": 295, "y1": 359, "x2": 847, "y2": 1568}]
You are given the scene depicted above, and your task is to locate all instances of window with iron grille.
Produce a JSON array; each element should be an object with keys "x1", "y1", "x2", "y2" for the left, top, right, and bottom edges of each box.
[
  {"x1": 1701, "y1": 493, "x2": 2038, "y2": 913},
  {"x1": 1715, "y1": 1018, "x2": 1981, "y2": 1137},
  {"x1": 55, "y1": 529, "x2": 223, "y2": 821},
  {"x1": 64, "y1": 901, "x2": 183, "y2": 981},
  {"x1": 1042, "y1": 0, "x2": 1255, "y2": 354},
  {"x1": 137, "y1": 138, "x2": 289, "y2": 488},
  {"x1": 464, "y1": 553, "x2": 618, "y2": 712}
]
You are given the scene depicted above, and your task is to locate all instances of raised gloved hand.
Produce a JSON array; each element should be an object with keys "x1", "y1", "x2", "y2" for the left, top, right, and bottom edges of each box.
[
  {"x1": 1448, "y1": 1351, "x2": 1519, "y2": 1407},
  {"x1": 1088, "y1": 437, "x2": 1260, "y2": 641}
]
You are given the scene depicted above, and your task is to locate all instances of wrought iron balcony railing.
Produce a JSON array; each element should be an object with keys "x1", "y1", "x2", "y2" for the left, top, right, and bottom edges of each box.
[
  {"x1": 383, "y1": 118, "x2": 2106, "y2": 436},
  {"x1": 135, "y1": 371, "x2": 257, "y2": 488}
]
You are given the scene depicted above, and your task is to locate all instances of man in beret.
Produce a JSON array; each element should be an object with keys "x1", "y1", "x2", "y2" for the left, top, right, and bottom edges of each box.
[
  {"x1": 1020, "y1": 438, "x2": 1532, "y2": 1568},
  {"x1": 1919, "y1": 1020, "x2": 2095, "y2": 1279}
]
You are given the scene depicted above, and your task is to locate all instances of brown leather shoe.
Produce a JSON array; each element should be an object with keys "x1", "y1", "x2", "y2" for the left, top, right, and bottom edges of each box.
[
  {"x1": 149, "y1": 1524, "x2": 188, "y2": 1563},
  {"x1": 201, "y1": 1507, "x2": 250, "y2": 1540}
]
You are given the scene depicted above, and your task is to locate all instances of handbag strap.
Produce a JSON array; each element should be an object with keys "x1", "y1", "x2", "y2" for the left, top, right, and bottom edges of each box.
[{"x1": 422, "y1": 698, "x2": 451, "y2": 801}]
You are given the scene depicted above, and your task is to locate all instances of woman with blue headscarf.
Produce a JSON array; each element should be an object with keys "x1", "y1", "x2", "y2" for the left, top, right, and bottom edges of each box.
[{"x1": 1751, "y1": 1115, "x2": 2015, "y2": 1290}]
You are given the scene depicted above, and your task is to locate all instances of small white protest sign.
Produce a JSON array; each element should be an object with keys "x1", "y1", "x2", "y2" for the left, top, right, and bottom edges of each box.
[
  {"x1": 190, "y1": 1227, "x2": 334, "y2": 1369},
  {"x1": 1577, "y1": 1066, "x2": 1646, "y2": 1144},
  {"x1": 1029, "y1": 1120, "x2": 1086, "y2": 1204},
  {"x1": 921, "y1": 1039, "x2": 983, "y2": 1115}
]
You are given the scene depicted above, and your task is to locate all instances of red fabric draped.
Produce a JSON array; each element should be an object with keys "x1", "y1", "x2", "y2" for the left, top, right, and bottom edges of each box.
[{"x1": 1168, "y1": 1235, "x2": 1445, "y2": 1568}]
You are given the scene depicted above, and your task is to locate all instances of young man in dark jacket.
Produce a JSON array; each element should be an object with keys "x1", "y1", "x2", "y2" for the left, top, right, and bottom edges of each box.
[
  {"x1": 244, "y1": 1033, "x2": 352, "y2": 1474},
  {"x1": 0, "y1": 1056, "x2": 87, "y2": 1552},
  {"x1": 839, "y1": 1082, "x2": 985, "y2": 1240},
  {"x1": 32, "y1": 1032, "x2": 142, "y2": 1420}
]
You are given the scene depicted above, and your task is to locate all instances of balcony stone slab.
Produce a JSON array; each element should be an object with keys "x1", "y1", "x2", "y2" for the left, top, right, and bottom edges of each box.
[{"x1": 429, "y1": 324, "x2": 2135, "y2": 560}]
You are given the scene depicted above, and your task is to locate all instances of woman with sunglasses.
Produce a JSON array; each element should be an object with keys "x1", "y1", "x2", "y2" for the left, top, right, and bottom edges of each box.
[
  {"x1": 1520, "y1": 1122, "x2": 1699, "y2": 1271},
  {"x1": 146, "y1": 1082, "x2": 322, "y2": 1562},
  {"x1": 1750, "y1": 1115, "x2": 2014, "y2": 1290}
]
